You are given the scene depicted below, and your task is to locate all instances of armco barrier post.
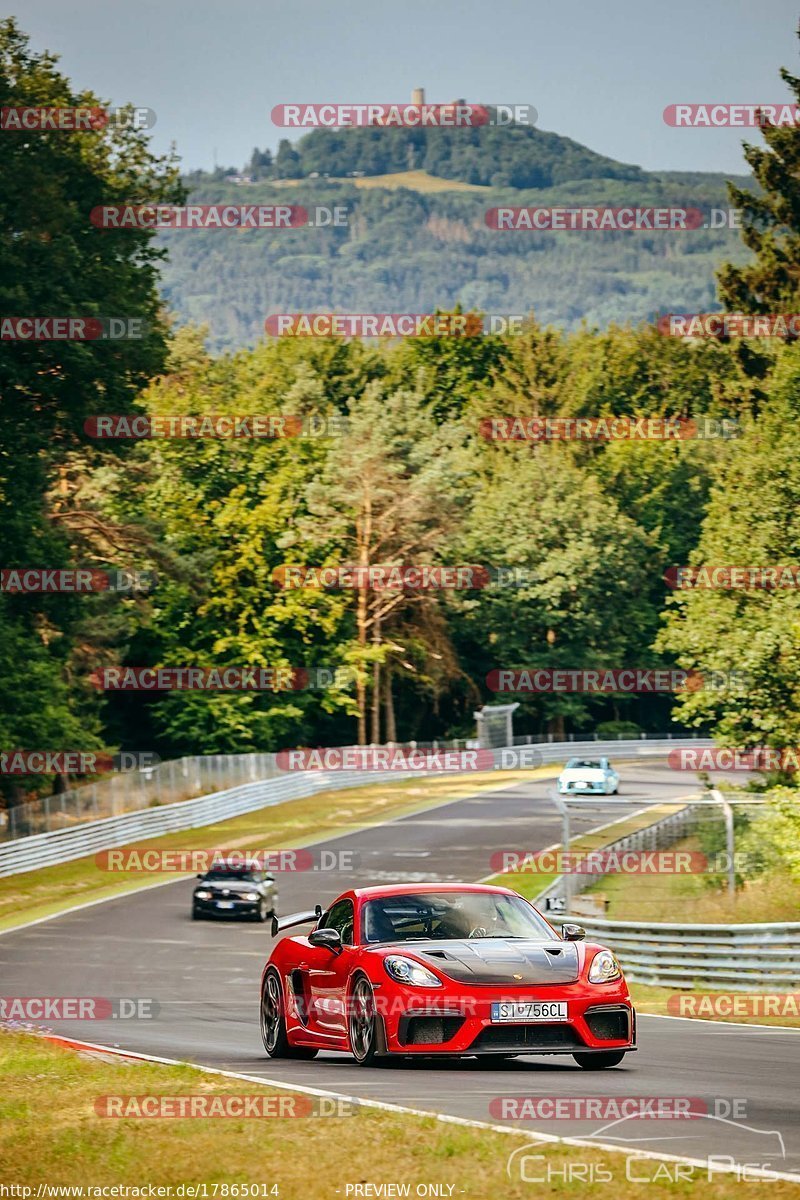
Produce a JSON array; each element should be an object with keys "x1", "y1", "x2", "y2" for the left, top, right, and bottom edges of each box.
[
  {"x1": 551, "y1": 788, "x2": 571, "y2": 913},
  {"x1": 711, "y1": 787, "x2": 736, "y2": 899}
]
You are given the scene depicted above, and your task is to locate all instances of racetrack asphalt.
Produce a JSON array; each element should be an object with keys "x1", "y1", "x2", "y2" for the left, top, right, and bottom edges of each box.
[{"x1": 2, "y1": 762, "x2": 798, "y2": 1176}]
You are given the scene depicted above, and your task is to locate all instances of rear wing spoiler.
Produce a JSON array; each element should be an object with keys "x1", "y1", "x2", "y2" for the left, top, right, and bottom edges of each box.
[{"x1": 271, "y1": 904, "x2": 323, "y2": 938}]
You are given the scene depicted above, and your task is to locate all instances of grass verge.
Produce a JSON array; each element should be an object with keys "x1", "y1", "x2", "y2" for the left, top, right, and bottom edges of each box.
[
  {"x1": 0, "y1": 767, "x2": 556, "y2": 934},
  {"x1": 629, "y1": 983, "x2": 800, "y2": 1028},
  {"x1": 486, "y1": 804, "x2": 800, "y2": 1028},
  {"x1": 583, "y1": 832, "x2": 800, "y2": 924},
  {"x1": 482, "y1": 802, "x2": 684, "y2": 901},
  {"x1": 583, "y1": 831, "x2": 800, "y2": 1025},
  {"x1": 2, "y1": 1030, "x2": 798, "y2": 1197}
]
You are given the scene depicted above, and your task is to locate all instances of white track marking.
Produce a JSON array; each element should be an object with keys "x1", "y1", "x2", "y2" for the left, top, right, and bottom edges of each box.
[{"x1": 36, "y1": 1032, "x2": 800, "y2": 1184}]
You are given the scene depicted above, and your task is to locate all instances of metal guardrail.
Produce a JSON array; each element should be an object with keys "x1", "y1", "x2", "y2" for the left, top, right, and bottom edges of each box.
[
  {"x1": 535, "y1": 805, "x2": 702, "y2": 912},
  {"x1": 571, "y1": 916, "x2": 800, "y2": 991},
  {"x1": 0, "y1": 729, "x2": 705, "y2": 842},
  {"x1": 531, "y1": 801, "x2": 799, "y2": 991},
  {"x1": 0, "y1": 753, "x2": 282, "y2": 841},
  {"x1": 0, "y1": 737, "x2": 711, "y2": 877},
  {"x1": 0, "y1": 767, "x2": 414, "y2": 878}
]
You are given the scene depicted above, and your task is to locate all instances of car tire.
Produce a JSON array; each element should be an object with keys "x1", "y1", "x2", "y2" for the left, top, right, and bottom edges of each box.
[
  {"x1": 573, "y1": 1051, "x2": 626, "y2": 1069},
  {"x1": 191, "y1": 907, "x2": 203, "y2": 921},
  {"x1": 255, "y1": 899, "x2": 268, "y2": 923},
  {"x1": 261, "y1": 967, "x2": 318, "y2": 1060},
  {"x1": 348, "y1": 973, "x2": 386, "y2": 1067}
]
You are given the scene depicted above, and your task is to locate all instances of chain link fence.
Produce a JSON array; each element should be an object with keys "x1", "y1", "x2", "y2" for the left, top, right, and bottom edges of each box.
[
  {"x1": 0, "y1": 730, "x2": 709, "y2": 843},
  {"x1": 0, "y1": 754, "x2": 278, "y2": 841}
]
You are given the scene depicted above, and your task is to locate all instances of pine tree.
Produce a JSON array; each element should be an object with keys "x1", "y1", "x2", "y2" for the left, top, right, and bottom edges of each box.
[{"x1": 717, "y1": 34, "x2": 800, "y2": 314}]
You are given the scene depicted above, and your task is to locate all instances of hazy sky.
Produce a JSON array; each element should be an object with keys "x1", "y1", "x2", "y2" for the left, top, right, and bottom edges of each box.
[{"x1": 16, "y1": 0, "x2": 800, "y2": 175}]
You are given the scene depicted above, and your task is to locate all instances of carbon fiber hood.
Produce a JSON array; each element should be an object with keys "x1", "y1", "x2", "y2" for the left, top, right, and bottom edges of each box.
[{"x1": 407, "y1": 939, "x2": 581, "y2": 986}]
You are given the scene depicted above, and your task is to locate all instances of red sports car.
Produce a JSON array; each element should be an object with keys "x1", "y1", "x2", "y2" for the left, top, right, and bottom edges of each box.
[{"x1": 260, "y1": 883, "x2": 636, "y2": 1068}]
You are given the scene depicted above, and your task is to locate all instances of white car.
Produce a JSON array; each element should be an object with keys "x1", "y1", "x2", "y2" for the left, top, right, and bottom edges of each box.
[{"x1": 558, "y1": 757, "x2": 619, "y2": 796}]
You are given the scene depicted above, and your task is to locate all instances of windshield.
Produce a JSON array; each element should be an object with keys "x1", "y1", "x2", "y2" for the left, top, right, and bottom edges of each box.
[
  {"x1": 566, "y1": 758, "x2": 603, "y2": 770},
  {"x1": 361, "y1": 891, "x2": 554, "y2": 944},
  {"x1": 203, "y1": 867, "x2": 260, "y2": 882}
]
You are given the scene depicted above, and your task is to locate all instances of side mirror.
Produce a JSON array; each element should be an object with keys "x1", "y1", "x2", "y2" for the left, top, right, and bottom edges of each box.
[
  {"x1": 308, "y1": 927, "x2": 342, "y2": 953},
  {"x1": 264, "y1": 873, "x2": 275, "y2": 883},
  {"x1": 196, "y1": 874, "x2": 204, "y2": 880},
  {"x1": 562, "y1": 923, "x2": 586, "y2": 941}
]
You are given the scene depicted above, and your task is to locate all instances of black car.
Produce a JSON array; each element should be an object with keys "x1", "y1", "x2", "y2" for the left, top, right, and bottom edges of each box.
[{"x1": 192, "y1": 862, "x2": 278, "y2": 922}]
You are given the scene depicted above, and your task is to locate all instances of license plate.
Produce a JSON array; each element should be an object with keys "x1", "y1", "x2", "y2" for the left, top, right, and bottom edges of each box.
[
  {"x1": 215, "y1": 900, "x2": 235, "y2": 909},
  {"x1": 491, "y1": 1002, "x2": 568, "y2": 1022}
]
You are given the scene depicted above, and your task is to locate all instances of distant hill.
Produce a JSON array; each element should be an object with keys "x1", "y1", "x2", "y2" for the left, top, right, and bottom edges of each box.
[
  {"x1": 254, "y1": 118, "x2": 648, "y2": 189},
  {"x1": 159, "y1": 124, "x2": 753, "y2": 351}
]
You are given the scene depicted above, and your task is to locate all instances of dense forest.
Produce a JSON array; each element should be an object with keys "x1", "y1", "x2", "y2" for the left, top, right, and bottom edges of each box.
[
  {"x1": 163, "y1": 94, "x2": 756, "y2": 351},
  {"x1": 162, "y1": 172, "x2": 752, "y2": 351},
  {"x1": 2, "y1": 17, "x2": 800, "y2": 801}
]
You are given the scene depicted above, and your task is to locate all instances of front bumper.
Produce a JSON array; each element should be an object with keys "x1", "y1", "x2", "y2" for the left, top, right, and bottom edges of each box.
[
  {"x1": 193, "y1": 896, "x2": 262, "y2": 917},
  {"x1": 381, "y1": 986, "x2": 635, "y2": 1056}
]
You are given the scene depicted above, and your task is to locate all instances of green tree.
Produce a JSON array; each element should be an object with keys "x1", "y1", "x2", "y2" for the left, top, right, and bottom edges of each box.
[
  {"x1": 289, "y1": 381, "x2": 466, "y2": 743},
  {"x1": 451, "y1": 444, "x2": 659, "y2": 737},
  {"x1": 658, "y1": 347, "x2": 800, "y2": 751},
  {"x1": 0, "y1": 19, "x2": 183, "y2": 798},
  {"x1": 274, "y1": 138, "x2": 302, "y2": 179},
  {"x1": 718, "y1": 44, "x2": 800, "y2": 314}
]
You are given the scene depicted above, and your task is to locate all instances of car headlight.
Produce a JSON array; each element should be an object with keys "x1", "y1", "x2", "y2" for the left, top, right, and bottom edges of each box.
[
  {"x1": 588, "y1": 950, "x2": 622, "y2": 983},
  {"x1": 384, "y1": 955, "x2": 442, "y2": 987},
  {"x1": 195, "y1": 889, "x2": 212, "y2": 899},
  {"x1": 241, "y1": 892, "x2": 260, "y2": 901}
]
